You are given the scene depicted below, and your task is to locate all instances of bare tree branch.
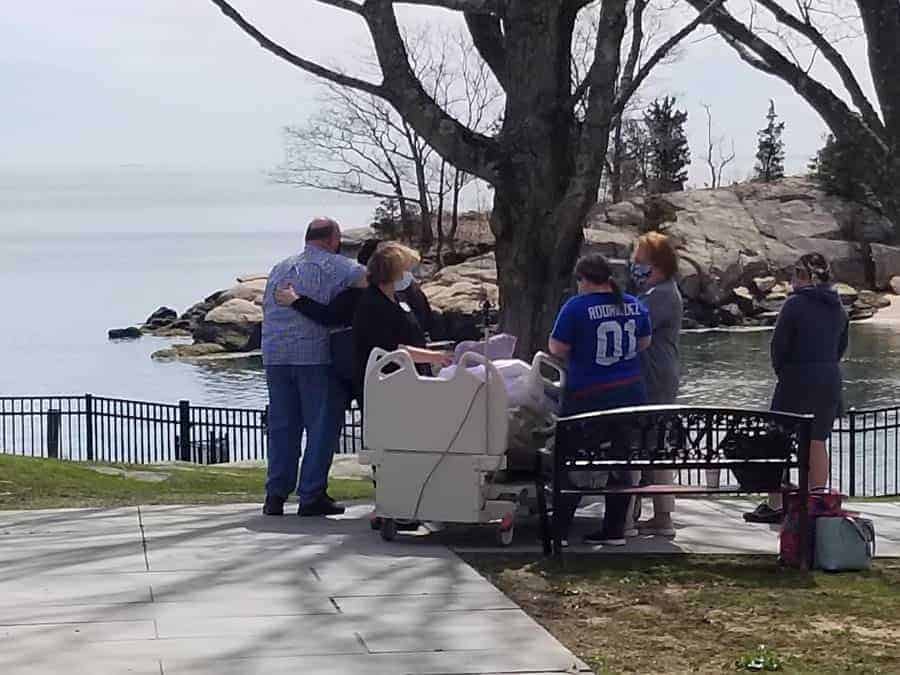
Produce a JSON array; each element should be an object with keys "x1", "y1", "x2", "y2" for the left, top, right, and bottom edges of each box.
[
  {"x1": 464, "y1": 13, "x2": 508, "y2": 90},
  {"x1": 313, "y1": 0, "x2": 363, "y2": 13},
  {"x1": 685, "y1": 0, "x2": 887, "y2": 153},
  {"x1": 856, "y1": 2, "x2": 900, "y2": 141},
  {"x1": 208, "y1": 0, "x2": 382, "y2": 96},
  {"x1": 612, "y1": 0, "x2": 725, "y2": 116},
  {"x1": 755, "y1": 0, "x2": 884, "y2": 136},
  {"x1": 361, "y1": 0, "x2": 502, "y2": 181},
  {"x1": 208, "y1": 0, "x2": 502, "y2": 183},
  {"x1": 702, "y1": 102, "x2": 735, "y2": 188},
  {"x1": 393, "y1": 0, "x2": 507, "y2": 12}
]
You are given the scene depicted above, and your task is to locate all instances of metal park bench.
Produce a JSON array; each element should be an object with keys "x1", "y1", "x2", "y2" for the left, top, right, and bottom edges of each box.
[{"x1": 536, "y1": 406, "x2": 813, "y2": 567}]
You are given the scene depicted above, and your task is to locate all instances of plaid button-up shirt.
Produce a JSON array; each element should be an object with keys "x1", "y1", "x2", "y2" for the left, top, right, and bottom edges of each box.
[{"x1": 262, "y1": 245, "x2": 365, "y2": 366}]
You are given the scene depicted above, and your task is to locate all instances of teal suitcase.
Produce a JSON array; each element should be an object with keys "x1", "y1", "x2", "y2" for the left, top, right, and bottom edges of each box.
[{"x1": 814, "y1": 516, "x2": 876, "y2": 572}]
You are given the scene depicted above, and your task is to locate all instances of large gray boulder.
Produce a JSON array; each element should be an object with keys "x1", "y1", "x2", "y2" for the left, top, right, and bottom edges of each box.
[
  {"x1": 218, "y1": 278, "x2": 267, "y2": 306},
  {"x1": 592, "y1": 178, "x2": 888, "y2": 306},
  {"x1": 194, "y1": 299, "x2": 263, "y2": 351},
  {"x1": 790, "y1": 238, "x2": 868, "y2": 288},
  {"x1": 421, "y1": 254, "x2": 499, "y2": 342},
  {"x1": 582, "y1": 223, "x2": 634, "y2": 259},
  {"x1": 733, "y1": 177, "x2": 894, "y2": 243},
  {"x1": 870, "y1": 244, "x2": 900, "y2": 290},
  {"x1": 605, "y1": 201, "x2": 645, "y2": 229}
]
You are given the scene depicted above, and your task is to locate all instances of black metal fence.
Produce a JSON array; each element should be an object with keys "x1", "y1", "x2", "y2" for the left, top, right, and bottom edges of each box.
[
  {"x1": 667, "y1": 406, "x2": 898, "y2": 498},
  {"x1": 1, "y1": 395, "x2": 897, "y2": 497},
  {"x1": 0, "y1": 394, "x2": 362, "y2": 465}
]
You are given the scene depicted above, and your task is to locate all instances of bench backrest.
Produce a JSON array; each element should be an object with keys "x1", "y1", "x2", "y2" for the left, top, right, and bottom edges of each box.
[{"x1": 553, "y1": 405, "x2": 812, "y2": 471}]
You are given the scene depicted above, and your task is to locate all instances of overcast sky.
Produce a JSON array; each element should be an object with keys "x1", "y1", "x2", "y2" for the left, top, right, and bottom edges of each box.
[{"x1": 1, "y1": 1, "x2": 873, "y2": 187}]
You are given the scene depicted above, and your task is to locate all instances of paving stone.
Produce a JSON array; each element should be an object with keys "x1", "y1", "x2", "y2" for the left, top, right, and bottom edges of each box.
[
  {"x1": 62, "y1": 632, "x2": 367, "y2": 660},
  {"x1": 0, "y1": 603, "x2": 159, "y2": 626},
  {"x1": 0, "y1": 619, "x2": 156, "y2": 643},
  {"x1": 0, "y1": 545, "x2": 148, "y2": 577},
  {"x1": 0, "y1": 575, "x2": 153, "y2": 606},
  {"x1": 332, "y1": 591, "x2": 517, "y2": 616},
  {"x1": 163, "y1": 650, "x2": 589, "y2": 674},
  {"x1": 0, "y1": 508, "x2": 140, "y2": 534},
  {"x1": 0, "y1": 651, "x2": 161, "y2": 675},
  {"x1": 355, "y1": 608, "x2": 566, "y2": 655}
]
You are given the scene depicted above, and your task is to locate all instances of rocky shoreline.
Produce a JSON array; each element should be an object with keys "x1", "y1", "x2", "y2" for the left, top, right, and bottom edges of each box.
[{"x1": 109, "y1": 177, "x2": 900, "y2": 359}]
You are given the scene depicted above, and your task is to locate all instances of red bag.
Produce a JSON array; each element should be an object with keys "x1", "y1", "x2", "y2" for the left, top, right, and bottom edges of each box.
[{"x1": 779, "y1": 489, "x2": 844, "y2": 568}]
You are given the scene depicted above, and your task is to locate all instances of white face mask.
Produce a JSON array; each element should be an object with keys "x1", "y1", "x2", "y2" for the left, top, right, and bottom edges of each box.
[{"x1": 394, "y1": 270, "x2": 414, "y2": 292}]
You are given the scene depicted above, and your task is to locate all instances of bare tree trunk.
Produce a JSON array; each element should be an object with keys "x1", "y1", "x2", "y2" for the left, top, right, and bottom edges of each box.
[
  {"x1": 610, "y1": 119, "x2": 625, "y2": 202},
  {"x1": 414, "y1": 160, "x2": 434, "y2": 249},
  {"x1": 450, "y1": 168, "x2": 463, "y2": 250},
  {"x1": 436, "y1": 160, "x2": 447, "y2": 266},
  {"x1": 493, "y1": 184, "x2": 597, "y2": 356},
  {"x1": 398, "y1": 195, "x2": 412, "y2": 237}
]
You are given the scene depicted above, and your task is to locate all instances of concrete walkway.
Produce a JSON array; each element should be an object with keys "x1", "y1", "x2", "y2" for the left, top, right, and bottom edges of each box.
[
  {"x1": 2, "y1": 499, "x2": 897, "y2": 674},
  {"x1": 0, "y1": 503, "x2": 588, "y2": 675}
]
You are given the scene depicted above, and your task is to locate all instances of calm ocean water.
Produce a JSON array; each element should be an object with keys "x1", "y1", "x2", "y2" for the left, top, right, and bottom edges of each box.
[{"x1": 2, "y1": 166, "x2": 900, "y2": 411}]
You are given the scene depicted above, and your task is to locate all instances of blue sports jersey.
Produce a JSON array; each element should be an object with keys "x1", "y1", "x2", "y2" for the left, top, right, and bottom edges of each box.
[{"x1": 551, "y1": 292, "x2": 651, "y2": 394}]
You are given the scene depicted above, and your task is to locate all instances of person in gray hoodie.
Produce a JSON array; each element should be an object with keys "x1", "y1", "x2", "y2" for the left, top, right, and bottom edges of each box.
[
  {"x1": 630, "y1": 232, "x2": 683, "y2": 537},
  {"x1": 745, "y1": 252, "x2": 849, "y2": 523}
]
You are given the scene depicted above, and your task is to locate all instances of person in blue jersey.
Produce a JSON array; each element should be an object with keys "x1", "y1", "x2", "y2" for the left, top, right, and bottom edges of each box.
[{"x1": 549, "y1": 253, "x2": 652, "y2": 546}]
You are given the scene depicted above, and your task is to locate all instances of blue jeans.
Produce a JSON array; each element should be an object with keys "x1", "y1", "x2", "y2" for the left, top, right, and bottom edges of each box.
[{"x1": 265, "y1": 365, "x2": 348, "y2": 504}]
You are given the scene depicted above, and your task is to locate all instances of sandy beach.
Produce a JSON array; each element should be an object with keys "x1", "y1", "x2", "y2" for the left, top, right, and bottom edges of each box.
[{"x1": 871, "y1": 294, "x2": 900, "y2": 325}]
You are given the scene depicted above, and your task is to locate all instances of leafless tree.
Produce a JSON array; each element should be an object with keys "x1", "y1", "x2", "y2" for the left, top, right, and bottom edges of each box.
[
  {"x1": 210, "y1": 0, "x2": 724, "y2": 355},
  {"x1": 686, "y1": 0, "x2": 900, "y2": 235},
  {"x1": 701, "y1": 103, "x2": 735, "y2": 188},
  {"x1": 274, "y1": 83, "x2": 423, "y2": 239},
  {"x1": 275, "y1": 25, "x2": 500, "y2": 252}
]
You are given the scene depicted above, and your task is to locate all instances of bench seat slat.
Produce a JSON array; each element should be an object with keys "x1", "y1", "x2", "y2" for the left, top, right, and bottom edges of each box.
[{"x1": 550, "y1": 485, "x2": 795, "y2": 497}]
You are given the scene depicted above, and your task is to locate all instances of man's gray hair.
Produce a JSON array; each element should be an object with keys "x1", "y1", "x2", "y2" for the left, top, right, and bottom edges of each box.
[{"x1": 306, "y1": 217, "x2": 340, "y2": 242}]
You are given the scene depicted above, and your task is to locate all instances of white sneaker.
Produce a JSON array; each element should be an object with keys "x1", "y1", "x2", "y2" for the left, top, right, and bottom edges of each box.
[{"x1": 637, "y1": 519, "x2": 676, "y2": 537}]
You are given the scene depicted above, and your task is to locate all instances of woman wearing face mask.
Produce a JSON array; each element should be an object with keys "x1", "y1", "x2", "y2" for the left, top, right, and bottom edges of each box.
[
  {"x1": 745, "y1": 253, "x2": 849, "y2": 523},
  {"x1": 351, "y1": 243, "x2": 452, "y2": 404},
  {"x1": 395, "y1": 268, "x2": 434, "y2": 341},
  {"x1": 549, "y1": 254, "x2": 652, "y2": 546},
  {"x1": 630, "y1": 232, "x2": 683, "y2": 538}
]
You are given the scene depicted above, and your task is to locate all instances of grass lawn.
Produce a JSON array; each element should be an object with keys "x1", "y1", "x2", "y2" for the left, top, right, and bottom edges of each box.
[
  {"x1": 0, "y1": 454, "x2": 373, "y2": 509},
  {"x1": 467, "y1": 554, "x2": 900, "y2": 674}
]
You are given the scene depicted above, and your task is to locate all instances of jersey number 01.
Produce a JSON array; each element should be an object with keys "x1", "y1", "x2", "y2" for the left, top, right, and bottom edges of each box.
[{"x1": 595, "y1": 319, "x2": 638, "y2": 366}]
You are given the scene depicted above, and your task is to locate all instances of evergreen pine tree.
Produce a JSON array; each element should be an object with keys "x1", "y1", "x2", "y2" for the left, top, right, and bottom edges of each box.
[
  {"x1": 644, "y1": 96, "x2": 691, "y2": 193},
  {"x1": 755, "y1": 100, "x2": 786, "y2": 182},
  {"x1": 810, "y1": 133, "x2": 885, "y2": 209}
]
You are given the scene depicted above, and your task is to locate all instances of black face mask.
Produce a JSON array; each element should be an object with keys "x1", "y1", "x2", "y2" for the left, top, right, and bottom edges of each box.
[{"x1": 335, "y1": 242, "x2": 342, "y2": 256}]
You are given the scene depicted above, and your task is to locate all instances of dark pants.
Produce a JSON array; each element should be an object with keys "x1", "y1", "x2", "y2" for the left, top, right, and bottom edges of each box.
[
  {"x1": 264, "y1": 365, "x2": 347, "y2": 504},
  {"x1": 557, "y1": 380, "x2": 647, "y2": 538}
]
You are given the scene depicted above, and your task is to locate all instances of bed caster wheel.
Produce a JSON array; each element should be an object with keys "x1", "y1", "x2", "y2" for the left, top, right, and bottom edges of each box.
[
  {"x1": 370, "y1": 515, "x2": 382, "y2": 531},
  {"x1": 497, "y1": 523, "x2": 515, "y2": 547},
  {"x1": 381, "y1": 518, "x2": 398, "y2": 542}
]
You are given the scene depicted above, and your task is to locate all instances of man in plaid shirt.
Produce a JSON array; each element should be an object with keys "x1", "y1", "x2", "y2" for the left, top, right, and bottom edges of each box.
[{"x1": 261, "y1": 218, "x2": 366, "y2": 516}]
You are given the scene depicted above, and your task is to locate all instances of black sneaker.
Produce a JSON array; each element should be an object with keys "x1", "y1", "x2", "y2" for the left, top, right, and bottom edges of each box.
[
  {"x1": 262, "y1": 495, "x2": 285, "y2": 516},
  {"x1": 743, "y1": 503, "x2": 783, "y2": 524},
  {"x1": 584, "y1": 529, "x2": 627, "y2": 546},
  {"x1": 299, "y1": 496, "x2": 346, "y2": 517}
]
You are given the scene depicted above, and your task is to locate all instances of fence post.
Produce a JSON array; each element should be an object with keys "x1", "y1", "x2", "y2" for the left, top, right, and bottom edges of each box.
[
  {"x1": 47, "y1": 409, "x2": 61, "y2": 459},
  {"x1": 85, "y1": 394, "x2": 94, "y2": 462},
  {"x1": 848, "y1": 408, "x2": 857, "y2": 498},
  {"x1": 179, "y1": 400, "x2": 191, "y2": 462}
]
